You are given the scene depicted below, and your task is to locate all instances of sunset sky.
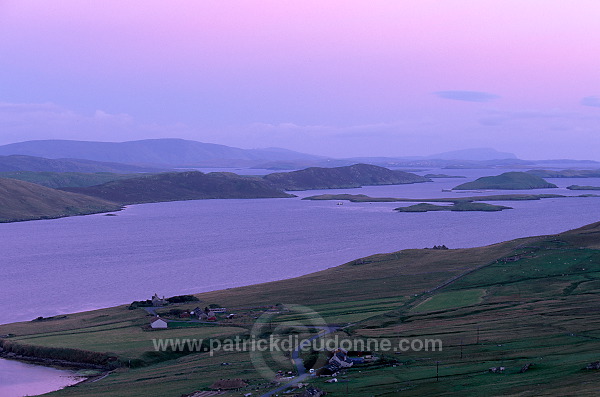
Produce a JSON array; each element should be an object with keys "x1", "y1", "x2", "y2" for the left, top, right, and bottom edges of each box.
[{"x1": 0, "y1": 1, "x2": 599, "y2": 159}]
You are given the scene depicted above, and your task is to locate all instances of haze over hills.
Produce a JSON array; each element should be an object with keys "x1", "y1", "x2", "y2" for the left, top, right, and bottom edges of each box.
[
  {"x1": 0, "y1": 139, "x2": 322, "y2": 167},
  {"x1": 425, "y1": 147, "x2": 518, "y2": 161},
  {"x1": 0, "y1": 177, "x2": 121, "y2": 223}
]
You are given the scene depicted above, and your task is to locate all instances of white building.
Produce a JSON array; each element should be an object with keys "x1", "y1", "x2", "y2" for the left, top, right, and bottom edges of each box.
[{"x1": 150, "y1": 317, "x2": 168, "y2": 329}]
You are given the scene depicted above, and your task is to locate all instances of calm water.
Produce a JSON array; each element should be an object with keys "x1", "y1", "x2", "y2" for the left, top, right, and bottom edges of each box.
[
  {"x1": 1, "y1": 168, "x2": 599, "y2": 395},
  {"x1": 0, "y1": 359, "x2": 82, "y2": 397}
]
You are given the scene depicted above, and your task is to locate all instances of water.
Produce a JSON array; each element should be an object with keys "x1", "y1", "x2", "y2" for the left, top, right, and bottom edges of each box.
[
  {"x1": 0, "y1": 359, "x2": 83, "y2": 397},
  {"x1": 0, "y1": 168, "x2": 599, "y2": 395},
  {"x1": 1, "y1": 169, "x2": 598, "y2": 325}
]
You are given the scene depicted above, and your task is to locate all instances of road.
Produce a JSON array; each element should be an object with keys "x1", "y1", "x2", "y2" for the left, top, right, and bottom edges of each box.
[{"x1": 260, "y1": 326, "x2": 338, "y2": 397}]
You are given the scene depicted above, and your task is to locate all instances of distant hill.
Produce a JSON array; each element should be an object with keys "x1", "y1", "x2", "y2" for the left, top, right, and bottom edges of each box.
[
  {"x1": 0, "y1": 139, "x2": 322, "y2": 167},
  {"x1": 0, "y1": 177, "x2": 121, "y2": 223},
  {"x1": 527, "y1": 169, "x2": 600, "y2": 178},
  {"x1": 62, "y1": 171, "x2": 295, "y2": 205},
  {"x1": 0, "y1": 171, "x2": 138, "y2": 188},
  {"x1": 0, "y1": 155, "x2": 163, "y2": 173},
  {"x1": 453, "y1": 172, "x2": 558, "y2": 190},
  {"x1": 263, "y1": 163, "x2": 430, "y2": 191},
  {"x1": 426, "y1": 148, "x2": 518, "y2": 161}
]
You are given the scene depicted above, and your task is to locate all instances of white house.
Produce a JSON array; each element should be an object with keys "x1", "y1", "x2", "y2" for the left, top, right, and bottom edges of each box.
[{"x1": 150, "y1": 317, "x2": 168, "y2": 329}]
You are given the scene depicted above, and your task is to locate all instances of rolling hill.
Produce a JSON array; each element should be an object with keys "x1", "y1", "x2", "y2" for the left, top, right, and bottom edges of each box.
[
  {"x1": 0, "y1": 139, "x2": 322, "y2": 167},
  {"x1": 0, "y1": 155, "x2": 163, "y2": 173},
  {"x1": 62, "y1": 171, "x2": 295, "y2": 204},
  {"x1": 0, "y1": 177, "x2": 121, "y2": 223},
  {"x1": 453, "y1": 171, "x2": 558, "y2": 190},
  {"x1": 0, "y1": 171, "x2": 139, "y2": 188},
  {"x1": 2, "y1": 222, "x2": 600, "y2": 396},
  {"x1": 263, "y1": 163, "x2": 430, "y2": 190}
]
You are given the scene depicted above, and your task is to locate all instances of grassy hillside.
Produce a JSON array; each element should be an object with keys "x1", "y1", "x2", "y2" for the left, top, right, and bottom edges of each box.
[
  {"x1": 453, "y1": 172, "x2": 558, "y2": 190},
  {"x1": 62, "y1": 171, "x2": 294, "y2": 205},
  {"x1": 2, "y1": 222, "x2": 600, "y2": 395},
  {"x1": 0, "y1": 177, "x2": 121, "y2": 223},
  {"x1": 0, "y1": 155, "x2": 163, "y2": 173},
  {"x1": 0, "y1": 171, "x2": 139, "y2": 188},
  {"x1": 263, "y1": 163, "x2": 430, "y2": 191}
]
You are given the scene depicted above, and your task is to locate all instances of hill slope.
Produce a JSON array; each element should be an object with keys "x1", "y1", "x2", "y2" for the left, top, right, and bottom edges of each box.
[
  {"x1": 263, "y1": 163, "x2": 430, "y2": 190},
  {"x1": 0, "y1": 139, "x2": 321, "y2": 167},
  {"x1": 62, "y1": 171, "x2": 294, "y2": 204},
  {"x1": 0, "y1": 171, "x2": 138, "y2": 188},
  {"x1": 0, "y1": 155, "x2": 163, "y2": 173},
  {"x1": 2, "y1": 222, "x2": 600, "y2": 396},
  {"x1": 0, "y1": 178, "x2": 121, "y2": 223},
  {"x1": 453, "y1": 171, "x2": 558, "y2": 190}
]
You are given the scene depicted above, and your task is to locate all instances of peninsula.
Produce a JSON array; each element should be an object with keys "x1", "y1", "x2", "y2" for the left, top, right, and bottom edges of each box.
[
  {"x1": 0, "y1": 177, "x2": 122, "y2": 223},
  {"x1": 263, "y1": 163, "x2": 430, "y2": 190}
]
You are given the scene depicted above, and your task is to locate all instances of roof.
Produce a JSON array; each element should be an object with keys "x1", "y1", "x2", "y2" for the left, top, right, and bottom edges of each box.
[{"x1": 151, "y1": 317, "x2": 166, "y2": 323}]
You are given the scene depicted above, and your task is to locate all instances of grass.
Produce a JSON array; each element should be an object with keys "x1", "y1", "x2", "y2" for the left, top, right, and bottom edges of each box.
[
  {"x1": 1, "y1": 221, "x2": 600, "y2": 396},
  {"x1": 411, "y1": 289, "x2": 486, "y2": 312}
]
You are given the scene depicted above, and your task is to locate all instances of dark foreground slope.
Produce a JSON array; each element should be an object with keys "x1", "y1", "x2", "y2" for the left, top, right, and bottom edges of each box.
[
  {"x1": 263, "y1": 163, "x2": 430, "y2": 190},
  {"x1": 62, "y1": 171, "x2": 295, "y2": 204},
  {"x1": 2, "y1": 222, "x2": 600, "y2": 396},
  {"x1": 454, "y1": 171, "x2": 557, "y2": 190},
  {"x1": 0, "y1": 177, "x2": 121, "y2": 222}
]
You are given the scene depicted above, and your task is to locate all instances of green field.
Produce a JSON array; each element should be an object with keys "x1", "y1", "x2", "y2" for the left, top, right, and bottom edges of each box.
[
  {"x1": 411, "y1": 289, "x2": 486, "y2": 312},
  {"x1": 2, "y1": 222, "x2": 600, "y2": 396}
]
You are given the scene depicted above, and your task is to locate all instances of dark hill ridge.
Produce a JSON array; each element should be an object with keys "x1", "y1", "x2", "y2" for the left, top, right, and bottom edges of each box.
[
  {"x1": 453, "y1": 171, "x2": 557, "y2": 190},
  {"x1": 0, "y1": 177, "x2": 121, "y2": 223},
  {"x1": 0, "y1": 154, "x2": 163, "y2": 173},
  {"x1": 263, "y1": 163, "x2": 430, "y2": 191},
  {"x1": 62, "y1": 171, "x2": 295, "y2": 205}
]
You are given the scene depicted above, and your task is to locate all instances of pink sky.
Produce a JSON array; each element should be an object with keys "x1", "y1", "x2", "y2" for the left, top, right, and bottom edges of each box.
[{"x1": 0, "y1": 0, "x2": 599, "y2": 159}]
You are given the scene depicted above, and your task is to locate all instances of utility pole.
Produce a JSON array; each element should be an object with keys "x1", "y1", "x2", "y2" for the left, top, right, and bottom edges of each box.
[
  {"x1": 436, "y1": 361, "x2": 440, "y2": 381},
  {"x1": 460, "y1": 339, "x2": 463, "y2": 360}
]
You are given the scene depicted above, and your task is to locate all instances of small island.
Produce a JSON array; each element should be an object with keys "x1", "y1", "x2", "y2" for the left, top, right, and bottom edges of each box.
[
  {"x1": 424, "y1": 173, "x2": 466, "y2": 178},
  {"x1": 303, "y1": 192, "x2": 598, "y2": 213},
  {"x1": 453, "y1": 172, "x2": 557, "y2": 190},
  {"x1": 395, "y1": 202, "x2": 511, "y2": 212},
  {"x1": 527, "y1": 169, "x2": 600, "y2": 178},
  {"x1": 303, "y1": 193, "x2": 566, "y2": 203},
  {"x1": 567, "y1": 185, "x2": 600, "y2": 191}
]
